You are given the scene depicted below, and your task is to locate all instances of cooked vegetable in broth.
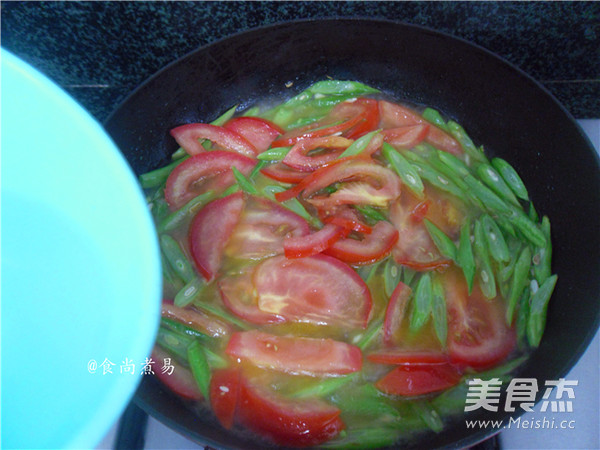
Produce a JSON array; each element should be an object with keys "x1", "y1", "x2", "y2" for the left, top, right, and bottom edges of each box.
[{"x1": 141, "y1": 80, "x2": 556, "y2": 448}]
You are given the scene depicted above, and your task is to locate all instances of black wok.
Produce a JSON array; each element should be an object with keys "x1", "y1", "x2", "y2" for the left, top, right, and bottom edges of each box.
[{"x1": 104, "y1": 19, "x2": 600, "y2": 449}]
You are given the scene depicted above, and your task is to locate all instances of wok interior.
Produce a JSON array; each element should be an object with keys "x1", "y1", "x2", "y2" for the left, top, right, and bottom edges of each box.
[{"x1": 105, "y1": 19, "x2": 600, "y2": 449}]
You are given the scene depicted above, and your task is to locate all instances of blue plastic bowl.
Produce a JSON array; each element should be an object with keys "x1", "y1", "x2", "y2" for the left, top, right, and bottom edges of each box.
[{"x1": 1, "y1": 49, "x2": 162, "y2": 449}]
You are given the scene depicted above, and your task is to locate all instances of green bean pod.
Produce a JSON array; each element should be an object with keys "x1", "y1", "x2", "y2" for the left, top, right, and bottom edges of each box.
[
  {"x1": 457, "y1": 219, "x2": 476, "y2": 293},
  {"x1": 353, "y1": 205, "x2": 387, "y2": 224},
  {"x1": 527, "y1": 275, "x2": 558, "y2": 347},
  {"x1": 356, "y1": 318, "x2": 383, "y2": 351},
  {"x1": 511, "y1": 211, "x2": 546, "y2": 248},
  {"x1": 263, "y1": 185, "x2": 323, "y2": 228},
  {"x1": 473, "y1": 219, "x2": 497, "y2": 299},
  {"x1": 424, "y1": 219, "x2": 458, "y2": 263},
  {"x1": 156, "y1": 327, "x2": 194, "y2": 362},
  {"x1": 160, "y1": 235, "x2": 196, "y2": 284},
  {"x1": 340, "y1": 130, "x2": 381, "y2": 159},
  {"x1": 411, "y1": 401, "x2": 444, "y2": 433},
  {"x1": 431, "y1": 276, "x2": 448, "y2": 348},
  {"x1": 491, "y1": 157, "x2": 529, "y2": 201},
  {"x1": 409, "y1": 273, "x2": 433, "y2": 332},
  {"x1": 291, "y1": 374, "x2": 357, "y2": 399},
  {"x1": 476, "y1": 164, "x2": 521, "y2": 208},
  {"x1": 463, "y1": 175, "x2": 513, "y2": 216},
  {"x1": 383, "y1": 257, "x2": 402, "y2": 298},
  {"x1": 139, "y1": 156, "x2": 190, "y2": 189},
  {"x1": 232, "y1": 166, "x2": 258, "y2": 195},
  {"x1": 382, "y1": 143, "x2": 425, "y2": 198},
  {"x1": 257, "y1": 146, "x2": 292, "y2": 161},
  {"x1": 515, "y1": 287, "x2": 531, "y2": 348},
  {"x1": 174, "y1": 276, "x2": 205, "y2": 308},
  {"x1": 506, "y1": 245, "x2": 532, "y2": 325},
  {"x1": 436, "y1": 150, "x2": 471, "y2": 178},
  {"x1": 422, "y1": 107, "x2": 449, "y2": 131},
  {"x1": 446, "y1": 120, "x2": 487, "y2": 163},
  {"x1": 533, "y1": 216, "x2": 552, "y2": 285},
  {"x1": 187, "y1": 340, "x2": 211, "y2": 398},
  {"x1": 481, "y1": 214, "x2": 510, "y2": 263},
  {"x1": 158, "y1": 190, "x2": 216, "y2": 233}
]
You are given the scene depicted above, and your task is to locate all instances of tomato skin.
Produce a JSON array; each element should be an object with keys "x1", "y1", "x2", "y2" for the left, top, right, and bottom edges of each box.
[
  {"x1": 161, "y1": 303, "x2": 232, "y2": 338},
  {"x1": 283, "y1": 223, "x2": 346, "y2": 259},
  {"x1": 189, "y1": 192, "x2": 244, "y2": 281},
  {"x1": 164, "y1": 150, "x2": 255, "y2": 209},
  {"x1": 324, "y1": 220, "x2": 399, "y2": 265},
  {"x1": 444, "y1": 269, "x2": 516, "y2": 370},
  {"x1": 271, "y1": 113, "x2": 363, "y2": 148},
  {"x1": 254, "y1": 254, "x2": 372, "y2": 329},
  {"x1": 226, "y1": 330, "x2": 363, "y2": 376},
  {"x1": 368, "y1": 350, "x2": 449, "y2": 365},
  {"x1": 323, "y1": 214, "x2": 372, "y2": 235},
  {"x1": 236, "y1": 377, "x2": 345, "y2": 447},
  {"x1": 339, "y1": 98, "x2": 380, "y2": 139},
  {"x1": 375, "y1": 363, "x2": 462, "y2": 396},
  {"x1": 381, "y1": 124, "x2": 429, "y2": 149},
  {"x1": 210, "y1": 368, "x2": 241, "y2": 430},
  {"x1": 282, "y1": 136, "x2": 354, "y2": 171},
  {"x1": 152, "y1": 346, "x2": 203, "y2": 401},
  {"x1": 223, "y1": 117, "x2": 283, "y2": 153},
  {"x1": 382, "y1": 281, "x2": 412, "y2": 346},
  {"x1": 170, "y1": 123, "x2": 257, "y2": 158},
  {"x1": 261, "y1": 162, "x2": 308, "y2": 184}
]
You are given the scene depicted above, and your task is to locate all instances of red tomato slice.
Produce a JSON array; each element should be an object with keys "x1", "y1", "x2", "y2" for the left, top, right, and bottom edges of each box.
[
  {"x1": 368, "y1": 350, "x2": 449, "y2": 365},
  {"x1": 381, "y1": 124, "x2": 429, "y2": 149},
  {"x1": 271, "y1": 113, "x2": 363, "y2": 148},
  {"x1": 226, "y1": 330, "x2": 362, "y2": 376},
  {"x1": 224, "y1": 196, "x2": 310, "y2": 260},
  {"x1": 237, "y1": 376, "x2": 345, "y2": 447},
  {"x1": 170, "y1": 123, "x2": 258, "y2": 158},
  {"x1": 288, "y1": 159, "x2": 401, "y2": 209},
  {"x1": 336, "y1": 98, "x2": 380, "y2": 139},
  {"x1": 282, "y1": 136, "x2": 354, "y2": 171},
  {"x1": 375, "y1": 363, "x2": 462, "y2": 396},
  {"x1": 189, "y1": 192, "x2": 244, "y2": 281},
  {"x1": 410, "y1": 199, "x2": 431, "y2": 223},
  {"x1": 152, "y1": 346, "x2": 203, "y2": 401},
  {"x1": 283, "y1": 223, "x2": 347, "y2": 259},
  {"x1": 324, "y1": 220, "x2": 399, "y2": 265},
  {"x1": 253, "y1": 254, "x2": 372, "y2": 329},
  {"x1": 219, "y1": 269, "x2": 286, "y2": 325},
  {"x1": 209, "y1": 368, "x2": 241, "y2": 430},
  {"x1": 164, "y1": 150, "x2": 255, "y2": 209},
  {"x1": 224, "y1": 117, "x2": 283, "y2": 153},
  {"x1": 382, "y1": 281, "x2": 412, "y2": 346},
  {"x1": 260, "y1": 162, "x2": 308, "y2": 184},
  {"x1": 323, "y1": 213, "x2": 372, "y2": 235},
  {"x1": 378, "y1": 100, "x2": 462, "y2": 155},
  {"x1": 161, "y1": 303, "x2": 231, "y2": 338},
  {"x1": 444, "y1": 268, "x2": 516, "y2": 370}
]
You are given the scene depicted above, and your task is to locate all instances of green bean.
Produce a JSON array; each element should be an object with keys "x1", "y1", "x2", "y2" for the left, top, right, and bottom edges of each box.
[
  {"x1": 446, "y1": 120, "x2": 487, "y2": 163},
  {"x1": 506, "y1": 246, "x2": 532, "y2": 325},
  {"x1": 211, "y1": 104, "x2": 238, "y2": 126},
  {"x1": 491, "y1": 157, "x2": 529, "y2": 201},
  {"x1": 161, "y1": 251, "x2": 183, "y2": 290},
  {"x1": 353, "y1": 205, "x2": 387, "y2": 224},
  {"x1": 158, "y1": 190, "x2": 216, "y2": 233},
  {"x1": 422, "y1": 107, "x2": 449, "y2": 132},
  {"x1": 463, "y1": 175, "x2": 513, "y2": 216},
  {"x1": 139, "y1": 156, "x2": 189, "y2": 189},
  {"x1": 476, "y1": 164, "x2": 521, "y2": 208},
  {"x1": 332, "y1": 383, "x2": 399, "y2": 419},
  {"x1": 382, "y1": 143, "x2": 424, "y2": 198},
  {"x1": 187, "y1": 340, "x2": 211, "y2": 398},
  {"x1": 339, "y1": 130, "x2": 381, "y2": 159},
  {"x1": 257, "y1": 146, "x2": 292, "y2": 161},
  {"x1": 307, "y1": 80, "x2": 380, "y2": 96},
  {"x1": 356, "y1": 318, "x2": 383, "y2": 351},
  {"x1": 170, "y1": 147, "x2": 188, "y2": 160},
  {"x1": 160, "y1": 317, "x2": 209, "y2": 341},
  {"x1": 402, "y1": 265, "x2": 417, "y2": 286},
  {"x1": 431, "y1": 276, "x2": 448, "y2": 348},
  {"x1": 473, "y1": 219, "x2": 497, "y2": 299},
  {"x1": 290, "y1": 374, "x2": 357, "y2": 399},
  {"x1": 364, "y1": 259, "x2": 384, "y2": 284},
  {"x1": 430, "y1": 382, "x2": 469, "y2": 416},
  {"x1": 220, "y1": 183, "x2": 240, "y2": 198},
  {"x1": 383, "y1": 257, "x2": 402, "y2": 298},
  {"x1": 151, "y1": 197, "x2": 171, "y2": 223},
  {"x1": 424, "y1": 219, "x2": 458, "y2": 262},
  {"x1": 232, "y1": 166, "x2": 258, "y2": 195},
  {"x1": 533, "y1": 216, "x2": 552, "y2": 285},
  {"x1": 174, "y1": 276, "x2": 205, "y2": 308},
  {"x1": 426, "y1": 152, "x2": 472, "y2": 194},
  {"x1": 527, "y1": 274, "x2": 558, "y2": 347},
  {"x1": 203, "y1": 346, "x2": 229, "y2": 369},
  {"x1": 457, "y1": 219, "x2": 476, "y2": 293},
  {"x1": 192, "y1": 299, "x2": 251, "y2": 330},
  {"x1": 481, "y1": 214, "x2": 510, "y2": 263},
  {"x1": 436, "y1": 150, "x2": 471, "y2": 178},
  {"x1": 516, "y1": 287, "x2": 531, "y2": 349},
  {"x1": 263, "y1": 185, "x2": 322, "y2": 228},
  {"x1": 512, "y1": 211, "x2": 546, "y2": 248},
  {"x1": 249, "y1": 160, "x2": 267, "y2": 180},
  {"x1": 410, "y1": 273, "x2": 433, "y2": 333},
  {"x1": 242, "y1": 105, "x2": 260, "y2": 117},
  {"x1": 156, "y1": 327, "x2": 193, "y2": 362},
  {"x1": 411, "y1": 401, "x2": 443, "y2": 433},
  {"x1": 404, "y1": 152, "x2": 466, "y2": 200},
  {"x1": 528, "y1": 201, "x2": 539, "y2": 222},
  {"x1": 160, "y1": 235, "x2": 196, "y2": 284}
]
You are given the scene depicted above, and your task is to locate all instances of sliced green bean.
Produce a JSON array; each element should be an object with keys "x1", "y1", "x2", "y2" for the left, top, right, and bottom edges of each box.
[
  {"x1": 457, "y1": 219, "x2": 476, "y2": 293},
  {"x1": 411, "y1": 401, "x2": 444, "y2": 433},
  {"x1": 446, "y1": 120, "x2": 487, "y2": 163},
  {"x1": 257, "y1": 146, "x2": 292, "y2": 161},
  {"x1": 405, "y1": 153, "x2": 466, "y2": 200},
  {"x1": 528, "y1": 201, "x2": 539, "y2": 222},
  {"x1": 410, "y1": 273, "x2": 433, "y2": 333},
  {"x1": 506, "y1": 245, "x2": 532, "y2": 325},
  {"x1": 151, "y1": 197, "x2": 171, "y2": 224},
  {"x1": 473, "y1": 219, "x2": 497, "y2": 299},
  {"x1": 160, "y1": 317, "x2": 209, "y2": 341},
  {"x1": 220, "y1": 183, "x2": 240, "y2": 198},
  {"x1": 431, "y1": 276, "x2": 448, "y2": 348},
  {"x1": 139, "y1": 156, "x2": 190, "y2": 189},
  {"x1": 477, "y1": 163, "x2": 521, "y2": 208},
  {"x1": 463, "y1": 175, "x2": 513, "y2": 216},
  {"x1": 424, "y1": 219, "x2": 458, "y2": 262},
  {"x1": 249, "y1": 160, "x2": 267, "y2": 180},
  {"x1": 516, "y1": 287, "x2": 531, "y2": 349},
  {"x1": 187, "y1": 340, "x2": 211, "y2": 398},
  {"x1": 384, "y1": 257, "x2": 402, "y2": 298},
  {"x1": 402, "y1": 265, "x2": 417, "y2": 286},
  {"x1": 161, "y1": 251, "x2": 183, "y2": 290},
  {"x1": 192, "y1": 299, "x2": 251, "y2": 330},
  {"x1": 353, "y1": 205, "x2": 387, "y2": 224},
  {"x1": 422, "y1": 107, "x2": 449, "y2": 131},
  {"x1": 174, "y1": 276, "x2": 206, "y2": 308},
  {"x1": 307, "y1": 80, "x2": 380, "y2": 96},
  {"x1": 170, "y1": 147, "x2": 188, "y2": 160},
  {"x1": 339, "y1": 130, "x2": 381, "y2": 159},
  {"x1": 263, "y1": 185, "x2": 322, "y2": 228},
  {"x1": 382, "y1": 143, "x2": 424, "y2": 198},
  {"x1": 232, "y1": 166, "x2": 258, "y2": 195},
  {"x1": 332, "y1": 383, "x2": 399, "y2": 419},
  {"x1": 242, "y1": 105, "x2": 260, "y2": 117},
  {"x1": 356, "y1": 318, "x2": 383, "y2": 351},
  {"x1": 491, "y1": 157, "x2": 529, "y2": 201},
  {"x1": 481, "y1": 214, "x2": 510, "y2": 263},
  {"x1": 533, "y1": 216, "x2": 552, "y2": 285},
  {"x1": 291, "y1": 374, "x2": 357, "y2": 399},
  {"x1": 158, "y1": 190, "x2": 216, "y2": 233},
  {"x1": 211, "y1": 104, "x2": 238, "y2": 126},
  {"x1": 364, "y1": 259, "x2": 384, "y2": 284},
  {"x1": 511, "y1": 211, "x2": 546, "y2": 248},
  {"x1": 527, "y1": 274, "x2": 558, "y2": 347},
  {"x1": 436, "y1": 150, "x2": 471, "y2": 178},
  {"x1": 156, "y1": 327, "x2": 193, "y2": 362},
  {"x1": 160, "y1": 235, "x2": 196, "y2": 283},
  {"x1": 203, "y1": 346, "x2": 229, "y2": 369}
]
